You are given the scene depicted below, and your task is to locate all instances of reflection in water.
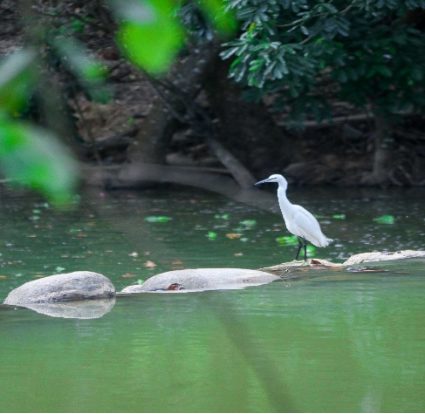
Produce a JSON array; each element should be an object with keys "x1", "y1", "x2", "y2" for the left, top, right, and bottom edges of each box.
[{"x1": 14, "y1": 298, "x2": 116, "y2": 319}]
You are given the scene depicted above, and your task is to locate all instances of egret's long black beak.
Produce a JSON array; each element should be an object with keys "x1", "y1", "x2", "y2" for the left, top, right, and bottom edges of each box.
[{"x1": 255, "y1": 178, "x2": 270, "y2": 186}]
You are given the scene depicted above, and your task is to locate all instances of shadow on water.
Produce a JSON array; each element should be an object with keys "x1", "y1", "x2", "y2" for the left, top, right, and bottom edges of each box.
[{"x1": 202, "y1": 289, "x2": 297, "y2": 412}]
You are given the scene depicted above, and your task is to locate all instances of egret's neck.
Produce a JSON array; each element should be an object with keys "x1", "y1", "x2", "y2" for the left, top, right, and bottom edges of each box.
[{"x1": 277, "y1": 184, "x2": 294, "y2": 217}]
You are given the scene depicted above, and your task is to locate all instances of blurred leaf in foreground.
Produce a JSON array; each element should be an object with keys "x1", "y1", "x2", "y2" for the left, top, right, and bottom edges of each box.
[
  {"x1": 198, "y1": 0, "x2": 237, "y2": 35},
  {"x1": 53, "y1": 37, "x2": 113, "y2": 103},
  {"x1": 114, "y1": 0, "x2": 236, "y2": 74},
  {"x1": 0, "y1": 48, "x2": 38, "y2": 115},
  {"x1": 115, "y1": 0, "x2": 185, "y2": 74},
  {"x1": 0, "y1": 119, "x2": 78, "y2": 204}
]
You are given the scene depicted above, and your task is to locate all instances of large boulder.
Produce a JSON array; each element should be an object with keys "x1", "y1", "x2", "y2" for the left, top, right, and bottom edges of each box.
[
  {"x1": 120, "y1": 268, "x2": 280, "y2": 294},
  {"x1": 343, "y1": 250, "x2": 425, "y2": 265},
  {"x1": 3, "y1": 271, "x2": 116, "y2": 305}
]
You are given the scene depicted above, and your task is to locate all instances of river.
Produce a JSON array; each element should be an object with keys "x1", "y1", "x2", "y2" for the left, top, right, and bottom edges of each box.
[{"x1": 1, "y1": 184, "x2": 424, "y2": 412}]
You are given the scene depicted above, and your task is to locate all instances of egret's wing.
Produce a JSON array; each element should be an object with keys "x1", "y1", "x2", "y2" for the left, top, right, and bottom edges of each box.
[{"x1": 291, "y1": 206, "x2": 327, "y2": 246}]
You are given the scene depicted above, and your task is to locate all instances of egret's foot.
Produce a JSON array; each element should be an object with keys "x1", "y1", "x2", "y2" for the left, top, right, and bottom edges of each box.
[{"x1": 289, "y1": 259, "x2": 306, "y2": 265}]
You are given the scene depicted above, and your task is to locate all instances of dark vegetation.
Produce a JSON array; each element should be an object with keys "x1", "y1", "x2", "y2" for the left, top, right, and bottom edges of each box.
[{"x1": 1, "y1": 0, "x2": 425, "y2": 202}]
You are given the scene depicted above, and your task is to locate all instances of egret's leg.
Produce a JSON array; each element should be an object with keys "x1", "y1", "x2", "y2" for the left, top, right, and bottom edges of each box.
[
  {"x1": 294, "y1": 238, "x2": 303, "y2": 260},
  {"x1": 302, "y1": 238, "x2": 307, "y2": 261}
]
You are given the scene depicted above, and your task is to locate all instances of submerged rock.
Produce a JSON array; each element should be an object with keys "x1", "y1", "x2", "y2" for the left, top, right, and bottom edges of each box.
[
  {"x1": 120, "y1": 268, "x2": 280, "y2": 294},
  {"x1": 343, "y1": 250, "x2": 425, "y2": 265},
  {"x1": 3, "y1": 271, "x2": 116, "y2": 305},
  {"x1": 260, "y1": 258, "x2": 342, "y2": 273}
]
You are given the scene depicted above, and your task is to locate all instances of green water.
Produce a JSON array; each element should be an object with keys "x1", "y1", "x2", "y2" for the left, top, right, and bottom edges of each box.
[{"x1": 1, "y1": 185, "x2": 425, "y2": 412}]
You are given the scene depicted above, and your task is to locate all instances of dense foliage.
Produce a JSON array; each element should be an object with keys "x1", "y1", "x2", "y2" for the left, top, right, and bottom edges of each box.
[{"x1": 222, "y1": 0, "x2": 425, "y2": 126}]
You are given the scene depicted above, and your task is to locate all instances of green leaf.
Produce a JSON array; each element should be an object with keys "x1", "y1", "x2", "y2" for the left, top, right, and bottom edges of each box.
[
  {"x1": 220, "y1": 46, "x2": 239, "y2": 60},
  {"x1": 376, "y1": 65, "x2": 393, "y2": 77},
  {"x1": 240, "y1": 219, "x2": 257, "y2": 229},
  {"x1": 115, "y1": 0, "x2": 184, "y2": 74},
  {"x1": 300, "y1": 26, "x2": 309, "y2": 35},
  {"x1": 0, "y1": 48, "x2": 38, "y2": 115},
  {"x1": 306, "y1": 245, "x2": 316, "y2": 255},
  {"x1": 214, "y1": 214, "x2": 229, "y2": 220},
  {"x1": 374, "y1": 215, "x2": 395, "y2": 224},
  {"x1": 145, "y1": 216, "x2": 173, "y2": 222},
  {"x1": 276, "y1": 236, "x2": 298, "y2": 246},
  {"x1": 206, "y1": 231, "x2": 217, "y2": 240},
  {"x1": 199, "y1": 0, "x2": 237, "y2": 35},
  {"x1": 0, "y1": 119, "x2": 78, "y2": 204},
  {"x1": 53, "y1": 38, "x2": 112, "y2": 103}
]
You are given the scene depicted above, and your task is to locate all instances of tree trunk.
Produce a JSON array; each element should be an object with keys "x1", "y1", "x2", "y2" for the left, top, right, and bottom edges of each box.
[
  {"x1": 127, "y1": 40, "x2": 220, "y2": 164},
  {"x1": 363, "y1": 111, "x2": 394, "y2": 185},
  {"x1": 204, "y1": 58, "x2": 296, "y2": 178}
]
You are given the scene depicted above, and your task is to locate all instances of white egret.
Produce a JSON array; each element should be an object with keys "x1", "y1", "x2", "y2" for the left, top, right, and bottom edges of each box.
[{"x1": 255, "y1": 174, "x2": 332, "y2": 261}]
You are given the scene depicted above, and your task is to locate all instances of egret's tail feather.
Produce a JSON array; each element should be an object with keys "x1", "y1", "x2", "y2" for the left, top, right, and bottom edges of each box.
[
  {"x1": 323, "y1": 237, "x2": 333, "y2": 247},
  {"x1": 312, "y1": 236, "x2": 333, "y2": 247}
]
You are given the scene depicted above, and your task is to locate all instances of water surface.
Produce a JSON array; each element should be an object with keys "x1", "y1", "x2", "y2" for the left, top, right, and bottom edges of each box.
[{"x1": 1, "y1": 185, "x2": 425, "y2": 412}]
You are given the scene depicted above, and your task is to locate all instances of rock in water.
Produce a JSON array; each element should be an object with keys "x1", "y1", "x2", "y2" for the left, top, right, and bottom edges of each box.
[
  {"x1": 343, "y1": 250, "x2": 425, "y2": 265},
  {"x1": 3, "y1": 271, "x2": 116, "y2": 305},
  {"x1": 120, "y1": 268, "x2": 280, "y2": 294}
]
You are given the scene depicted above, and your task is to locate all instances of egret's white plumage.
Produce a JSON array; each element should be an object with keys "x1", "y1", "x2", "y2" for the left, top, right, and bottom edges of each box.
[{"x1": 255, "y1": 174, "x2": 332, "y2": 260}]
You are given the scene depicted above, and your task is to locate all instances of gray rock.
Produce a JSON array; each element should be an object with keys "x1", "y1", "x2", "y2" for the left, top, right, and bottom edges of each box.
[
  {"x1": 3, "y1": 271, "x2": 115, "y2": 305},
  {"x1": 343, "y1": 250, "x2": 425, "y2": 265},
  {"x1": 120, "y1": 268, "x2": 280, "y2": 294}
]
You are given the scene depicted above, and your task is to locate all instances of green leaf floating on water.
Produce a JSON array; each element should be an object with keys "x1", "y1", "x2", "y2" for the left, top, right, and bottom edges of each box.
[
  {"x1": 206, "y1": 231, "x2": 217, "y2": 240},
  {"x1": 374, "y1": 215, "x2": 395, "y2": 224},
  {"x1": 276, "y1": 236, "x2": 298, "y2": 246},
  {"x1": 240, "y1": 219, "x2": 257, "y2": 229},
  {"x1": 306, "y1": 245, "x2": 316, "y2": 254},
  {"x1": 145, "y1": 216, "x2": 172, "y2": 223},
  {"x1": 276, "y1": 236, "x2": 316, "y2": 255},
  {"x1": 215, "y1": 214, "x2": 229, "y2": 220}
]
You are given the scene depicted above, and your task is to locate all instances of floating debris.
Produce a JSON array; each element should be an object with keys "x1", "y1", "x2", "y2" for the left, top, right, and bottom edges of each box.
[
  {"x1": 345, "y1": 266, "x2": 388, "y2": 273},
  {"x1": 167, "y1": 283, "x2": 182, "y2": 291}
]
